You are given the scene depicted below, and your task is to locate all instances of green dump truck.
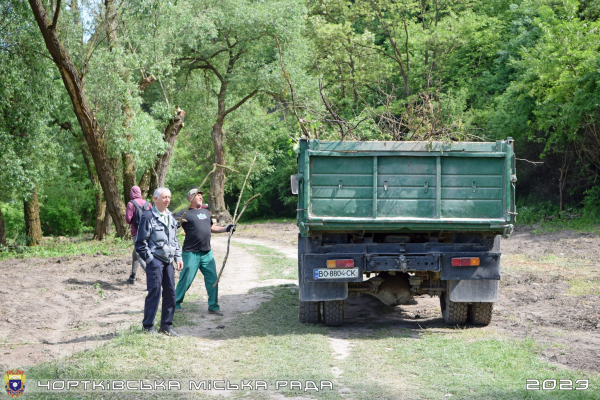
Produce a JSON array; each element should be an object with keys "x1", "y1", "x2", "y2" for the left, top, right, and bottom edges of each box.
[{"x1": 293, "y1": 138, "x2": 516, "y2": 326}]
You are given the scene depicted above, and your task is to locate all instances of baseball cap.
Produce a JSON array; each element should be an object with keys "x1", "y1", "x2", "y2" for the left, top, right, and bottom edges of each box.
[{"x1": 187, "y1": 188, "x2": 204, "y2": 200}]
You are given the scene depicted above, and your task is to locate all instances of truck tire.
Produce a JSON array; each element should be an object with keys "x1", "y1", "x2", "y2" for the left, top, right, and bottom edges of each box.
[
  {"x1": 299, "y1": 300, "x2": 321, "y2": 323},
  {"x1": 322, "y1": 300, "x2": 345, "y2": 327},
  {"x1": 440, "y1": 291, "x2": 467, "y2": 325},
  {"x1": 467, "y1": 302, "x2": 493, "y2": 326}
]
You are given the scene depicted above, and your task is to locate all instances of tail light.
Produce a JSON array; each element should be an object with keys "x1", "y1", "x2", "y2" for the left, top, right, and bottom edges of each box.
[
  {"x1": 451, "y1": 257, "x2": 480, "y2": 267},
  {"x1": 326, "y1": 259, "x2": 354, "y2": 269}
]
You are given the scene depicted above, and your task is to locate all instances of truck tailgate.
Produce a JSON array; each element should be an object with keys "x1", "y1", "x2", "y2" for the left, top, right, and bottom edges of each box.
[{"x1": 297, "y1": 140, "x2": 516, "y2": 237}]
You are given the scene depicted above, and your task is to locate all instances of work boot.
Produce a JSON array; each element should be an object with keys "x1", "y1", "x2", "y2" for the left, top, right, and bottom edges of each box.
[
  {"x1": 208, "y1": 310, "x2": 223, "y2": 316},
  {"x1": 142, "y1": 326, "x2": 155, "y2": 334},
  {"x1": 126, "y1": 273, "x2": 136, "y2": 284},
  {"x1": 159, "y1": 325, "x2": 179, "y2": 337}
]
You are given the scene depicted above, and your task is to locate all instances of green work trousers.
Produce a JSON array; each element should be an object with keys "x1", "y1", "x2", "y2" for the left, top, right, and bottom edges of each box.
[{"x1": 176, "y1": 250, "x2": 219, "y2": 311}]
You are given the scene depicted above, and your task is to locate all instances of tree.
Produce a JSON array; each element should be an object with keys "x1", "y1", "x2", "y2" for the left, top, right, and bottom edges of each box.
[
  {"x1": 179, "y1": 0, "x2": 306, "y2": 220},
  {"x1": 27, "y1": 0, "x2": 130, "y2": 236},
  {"x1": 1, "y1": 1, "x2": 65, "y2": 245},
  {"x1": 27, "y1": 0, "x2": 186, "y2": 236},
  {"x1": 0, "y1": 206, "x2": 6, "y2": 246}
]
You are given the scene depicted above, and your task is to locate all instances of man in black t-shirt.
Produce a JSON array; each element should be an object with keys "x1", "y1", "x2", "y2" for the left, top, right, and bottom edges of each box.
[{"x1": 174, "y1": 188, "x2": 234, "y2": 316}]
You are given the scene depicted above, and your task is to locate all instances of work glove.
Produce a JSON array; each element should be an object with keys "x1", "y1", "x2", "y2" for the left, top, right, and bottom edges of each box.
[{"x1": 225, "y1": 224, "x2": 236, "y2": 233}]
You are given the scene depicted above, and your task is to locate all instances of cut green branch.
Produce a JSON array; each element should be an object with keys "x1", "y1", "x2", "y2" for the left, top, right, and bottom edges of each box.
[{"x1": 214, "y1": 153, "x2": 259, "y2": 287}]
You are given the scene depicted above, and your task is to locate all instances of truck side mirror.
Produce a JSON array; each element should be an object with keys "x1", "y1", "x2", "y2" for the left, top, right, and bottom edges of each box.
[{"x1": 291, "y1": 174, "x2": 299, "y2": 195}]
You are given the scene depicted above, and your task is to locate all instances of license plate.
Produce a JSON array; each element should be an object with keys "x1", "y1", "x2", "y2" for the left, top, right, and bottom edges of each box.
[{"x1": 313, "y1": 268, "x2": 359, "y2": 280}]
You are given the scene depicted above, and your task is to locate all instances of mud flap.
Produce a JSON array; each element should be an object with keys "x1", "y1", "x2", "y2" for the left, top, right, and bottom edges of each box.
[
  {"x1": 299, "y1": 280, "x2": 347, "y2": 302},
  {"x1": 448, "y1": 279, "x2": 498, "y2": 302},
  {"x1": 297, "y1": 235, "x2": 349, "y2": 301}
]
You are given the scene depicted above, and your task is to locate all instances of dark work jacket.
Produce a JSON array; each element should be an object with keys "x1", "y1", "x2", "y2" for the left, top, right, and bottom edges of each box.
[{"x1": 135, "y1": 207, "x2": 182, "y2": 264}]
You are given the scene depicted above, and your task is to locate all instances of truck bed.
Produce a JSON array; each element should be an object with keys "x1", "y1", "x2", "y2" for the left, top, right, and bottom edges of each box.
[{"x1": 297, "y1": 139, "x2": 516, "y2": 237}]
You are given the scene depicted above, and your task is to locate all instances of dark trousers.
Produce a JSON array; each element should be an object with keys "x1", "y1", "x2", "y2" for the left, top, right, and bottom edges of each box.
[
  {"x1": 143, "y1": 258, "x2": 175, "y2": 329},
  {"x1": 131, "y1": 239, "x2": 146, "y2": 276}
]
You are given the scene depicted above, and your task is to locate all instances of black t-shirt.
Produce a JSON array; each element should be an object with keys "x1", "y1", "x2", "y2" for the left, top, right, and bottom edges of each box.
[{"x1": 174, "y1": 208, "x2": 212, "y2": 252}]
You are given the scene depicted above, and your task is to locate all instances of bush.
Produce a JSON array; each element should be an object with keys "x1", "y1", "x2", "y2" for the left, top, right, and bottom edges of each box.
[
  {"x1": 242, "y1": 141, "x2": 297, "y2": 220},
  {"x1": 0, "y1": 201, "x2": 25, "y2": 240},
  {"x1": 582, "y1": 186, "x2": 600, "y2": 223},
  {"x1": 40, "y1": 199, "x2": 83, "y2": 236},
  {"x1": 39, "y1": 174, "x2": 96, "y2": 236},
  {"x1": 515, "y1": 198, "x2": 560, "y2": 225}
]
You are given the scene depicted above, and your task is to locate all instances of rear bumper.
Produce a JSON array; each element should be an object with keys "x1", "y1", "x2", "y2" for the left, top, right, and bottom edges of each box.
[{"x1": 301, "y1": 252, "x2": 500, "y2": 283}]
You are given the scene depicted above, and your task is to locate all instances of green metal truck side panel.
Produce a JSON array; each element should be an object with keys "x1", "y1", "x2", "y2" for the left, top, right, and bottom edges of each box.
[
  {"x1": 378, "y1": 156, "x2": 436, "y2": 175},
  {"x1": 310, "y1": 156, "x2": 373, "y2": 217},
  {"x1": 311, "y1": 199, "x2": 373, "y2": 217},
  {"x1": 297, "y1": 139, "x2": 516, "y2": 237},
  {"x1": 440, "y1": 157, "x2": 504, "y2": 218},
  {"x1": 312, "y1": 175, "x2": 373, "y2": 186},
  {"x1": 311, "y1": 156, "x2": 373, "y2": 173},
  {"x1": 377, "y1": 199, "x2": 435, "y2": 218}
]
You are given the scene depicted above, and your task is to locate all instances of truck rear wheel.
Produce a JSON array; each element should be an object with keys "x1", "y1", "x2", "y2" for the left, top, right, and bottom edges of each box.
[
  {"x1": 467, "y1": 302, "x2": 493, "y2": 326},
  {"x1": 322, "y1": 300, "x2": 345, "y2": 327},
  {"x1": 299, "y1": 301, "x2": 321, "y2": 323},
  {"x1": 440, "y1": 291, "x2": 468, "y2": 325}
]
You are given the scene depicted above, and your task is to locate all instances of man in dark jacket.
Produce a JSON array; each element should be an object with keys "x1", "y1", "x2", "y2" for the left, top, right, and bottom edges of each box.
[
  {"x1": 174, "y1": 188, "x2": 233, "y2": 316},
  {"x1": 135, "y1": 187, "x2": 183, "y2": 336},
  {"x1": 125, "y1": 185, "x2": 151, "y2": 284}
]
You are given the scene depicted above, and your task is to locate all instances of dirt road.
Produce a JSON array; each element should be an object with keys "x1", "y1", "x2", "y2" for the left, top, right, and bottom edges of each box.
[{"x1": 0, "y1": 223, "x2": 598, "y2": 374}]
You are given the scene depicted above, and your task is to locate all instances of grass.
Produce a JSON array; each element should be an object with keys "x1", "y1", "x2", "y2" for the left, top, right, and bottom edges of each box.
[
  {"x1": 23, "y1": 284, "x2": 600, "y2": 399},
  {"x1": 338, "y1": 327, "x2": 600, "y2": 399},
  {"x1": 503, "y1": 254, "x2": 595, "y2": 274},
  {"x1": 515, "y1": 200, "x2": 600, "y2": 234},
  {"x1": 238, "y1": 217, "x2": 295, "y2": 225},
  {"x1": 233, "y1": 242, "x2": 297, "y2": 280},
  {"x1": 566, "y1": 278, "x2": 600, "y2": 296},
  {"x1": 0, "y1": 234, "x2": 130, "y2": 261},
  {"x1": 25, "y1": 286, "x2": 340, "y2": 400},
  {"x1": 7, "y1": 220, "x2": 600, "y2": 398},
  {"x1": 520, "y1": 218, "x2": 600, "y2": 235}
]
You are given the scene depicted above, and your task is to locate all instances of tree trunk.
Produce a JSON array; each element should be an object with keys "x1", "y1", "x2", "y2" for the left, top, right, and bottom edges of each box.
[
  {"x1": 23, "y1": 186, "x2": 43, "y2": 246},
  {"x1": 122, "y1": 151, "x2": 136, "y2": 202},
  {"x1": 28, "y1": 0, "x2": 127, "y2": 237},
  {"x1": 0, "y1": 205, "x2": 6, "y2": 246},
  {"x1": 102, "y1": 208, "x2": 113, "y2": 237},
  {"x1": 188, "y1": 50, "x2": 257, "y2": 222},
  {"x1": 138, "y1": 169, "x2": 151, "y2": 200},
  {"x1": 209, "y1": 121, "x2": 228, "y2": 218},
  {"x1": 94, "y1": 199, "x2": 106, "y2": 240},
  {"x1": 559, "y1": 152, "x2": 570, "y2": 213},
  {"x1": 148, "y1": 109, "x2": 186, "y2": 196},
  {"x1": 79, "y1": 138, "x2": 108, "y2": 240}
]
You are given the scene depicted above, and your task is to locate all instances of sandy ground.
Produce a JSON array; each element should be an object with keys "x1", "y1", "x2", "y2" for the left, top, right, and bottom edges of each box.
[{"x1": 0, "y1": 222, "x2": 599, "y2": 376}]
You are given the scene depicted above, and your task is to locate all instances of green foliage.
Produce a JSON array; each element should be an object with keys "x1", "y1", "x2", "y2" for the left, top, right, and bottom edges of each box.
[
  {"x1": 582, "y1": 186, "x2": 600, "y2": 222},
  {"x1": 38, "y1": 173, "x2": 96, "y2": 236},
  {"x1": 0, "y1": 1, "x2": 67, "y2": 200},
  {"x1": 243, "y1": 138, "x2": 298, "y2": 220},
  {"x1": 0, "y1": 234, "x2": 130, "y2": 261},
  {"x1": 39, "y1": 199, "x2": 83, "y2": 236},
  {"x1": 4, "y1": 0, "x2": 600, "y2": 238},
  {"x1": 515, "y1": 191, "x2": 600, "y2": 233},
  {"x1": 515, "y1": 198, "x2": 560, "y2": 225},
  {"x1": 0, "y1": 202, "x2": 25, "y2": 239}
]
